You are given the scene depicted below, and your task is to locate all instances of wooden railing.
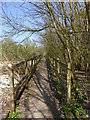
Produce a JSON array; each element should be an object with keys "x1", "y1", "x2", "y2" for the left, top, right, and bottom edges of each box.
[
  {"x1": 8, "y1": 55, "x2": 42, "y2": 111},
  {"x1": 47, "y1": 57, "x2": 67, "y2": 79},
  {"x1": 47, "y1": 56, "x2": 67, "y2": 98}
]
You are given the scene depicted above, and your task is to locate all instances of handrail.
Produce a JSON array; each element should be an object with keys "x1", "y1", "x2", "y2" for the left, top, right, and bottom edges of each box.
[
  {"x1": 8, "y1": 54, "x2": 42, "y2": 111},
  {"x1": 12, "y1": 55, "x2": 41, "y2": 68},
  {"x1": 47, "y1": 56, "x2": 67, "y2": 84},
  {"x1": 52, "y1": 57, "x2": 67, "y2": 66}
]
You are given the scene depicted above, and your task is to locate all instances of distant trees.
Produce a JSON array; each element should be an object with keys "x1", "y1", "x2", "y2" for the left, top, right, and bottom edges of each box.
[{"x1": 2, "y1": 38, "x2": 43, "y2": 62}]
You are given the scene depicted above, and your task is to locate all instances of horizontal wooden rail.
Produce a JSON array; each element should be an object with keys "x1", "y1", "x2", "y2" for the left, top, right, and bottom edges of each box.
[
  {"x1": 52, "y1": 57, "x2": 67, "y2": 66},
  {"x1": 50, "y1": 60, "x2": 66, "y2": 79},
  {"x1": 13, "y1": 55, "x2": 41, "y2": 68},
  {"x1": 47, "y1": 56, "x2": 67, "y2": 84},
  {"x1": 8, "y1": 55, "x2": 42, "y2": 112}
]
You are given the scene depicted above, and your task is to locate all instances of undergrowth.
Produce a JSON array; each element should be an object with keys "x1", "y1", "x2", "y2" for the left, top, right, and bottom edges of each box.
[{"x1": 6, "y1": 100, "x2": 21, "y2": 119}]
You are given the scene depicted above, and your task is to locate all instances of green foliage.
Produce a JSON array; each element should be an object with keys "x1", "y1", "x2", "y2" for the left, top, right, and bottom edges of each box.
[
  {"x1": 71, "y1": 98, "x2": 86, "y2": 116},
  {"x1": 15, "y1": 100, "x2": 19, "y2": 108},
  {"x1": 6, "y1": 100, "x2": 21, "y2": 119},
  {"x1": 7, "y1": 109, "x2": 21, "y2": 119},
  {"x1": 2, "y1": 38, "x2": 43, "y2": 62},
  {"x1": 75, "y1": 80, "x2": 88, "y2": 101},
  {"x1": 62, "y1": 104, "x2": 72, "y2": 114},
  {"x1": 61, "y1": 96, "x2": 86, "y2": 118}
]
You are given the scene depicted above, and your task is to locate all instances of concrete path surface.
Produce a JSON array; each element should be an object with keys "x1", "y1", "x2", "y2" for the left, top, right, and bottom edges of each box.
[{"x1": 18, "y1": 58, "x2": 61, "y2": 119}]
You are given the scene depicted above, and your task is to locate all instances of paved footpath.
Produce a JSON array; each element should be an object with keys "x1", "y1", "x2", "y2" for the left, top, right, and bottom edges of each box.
[{"x1": 18, "y1": 58, "x2": 61, "y2": 119}]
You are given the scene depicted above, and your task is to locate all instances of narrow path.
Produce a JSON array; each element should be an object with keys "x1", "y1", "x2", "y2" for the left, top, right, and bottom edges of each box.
[{"x1": 18, "y1": 58, "x2": 61, "y2": 119}]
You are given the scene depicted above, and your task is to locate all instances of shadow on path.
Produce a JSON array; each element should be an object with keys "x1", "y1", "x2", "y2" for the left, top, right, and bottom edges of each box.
[
  {"x1": 18, "y1": 58, "x2": 61, "y2": 119},
  {"x1": 34, "y1": 58, "x2": 61, "y2": 118}
]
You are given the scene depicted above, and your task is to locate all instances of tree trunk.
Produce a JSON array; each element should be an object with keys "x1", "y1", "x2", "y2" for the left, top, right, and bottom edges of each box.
[{"x1": 62, "y1": 2, "x2": 72, "y2": 103}]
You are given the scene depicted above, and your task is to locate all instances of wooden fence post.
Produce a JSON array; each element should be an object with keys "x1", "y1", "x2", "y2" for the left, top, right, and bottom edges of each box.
[
  {"x1": 25, "y1": 61, "x2": 28, "y2": 75},
  {"x1": 25, "y1": 62, "x2": 28, "y2": 88},
  {"x1": 57, "y1": 58, "x2": 60, "y2": 84},
  {"x1": 31, "y1": 59, "x2": 33, "y2": 67},
  {"x1": 30, "y1": 60, "x2": 31, "y2": 66},
  {"x1": 54, "y1": 59, "x2": 57, "y2": 81},
  {"x1": 67, "y1": 62, "x2": 71, "y2": 103},
  {"x1": 50, "y1": 58, "x2": 52, "y2": 73},
  {"x1": 55, "y1": 59, "x2": 57, "y2": 76},
  {"x1": 18, "y1": 67, "x2": 21, "y2": 81},
  {"x1": 33, "y1": 59, "x2": 35, "y2": 65},
  {"x1": 34, "y1": 59, "x2": 37, "y2": 64},
  {"x1": 53, "y1": 58, "x2": 56, "y2": 77},
  {"x1": 31, "y1": 59, "x2": 33, "y2": 74},
  {"x1": 8, "y1": 64, "x2": 15, "y2": 111}
]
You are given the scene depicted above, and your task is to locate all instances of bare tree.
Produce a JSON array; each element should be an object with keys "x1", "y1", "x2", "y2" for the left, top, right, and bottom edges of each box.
[{"x1": 2, "y1": 1, "x2": 89, "y2": 104}]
